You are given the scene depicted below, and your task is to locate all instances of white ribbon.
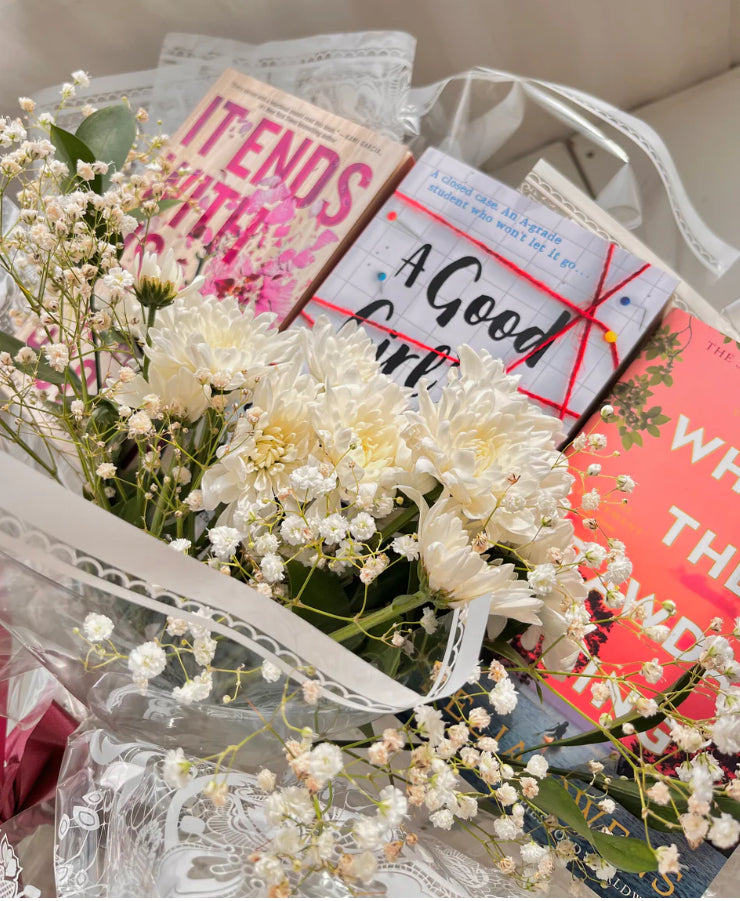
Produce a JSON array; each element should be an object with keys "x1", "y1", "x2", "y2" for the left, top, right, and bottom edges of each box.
[{"x1": 407, "y1": 68, "x2": 739, "y2": 277}]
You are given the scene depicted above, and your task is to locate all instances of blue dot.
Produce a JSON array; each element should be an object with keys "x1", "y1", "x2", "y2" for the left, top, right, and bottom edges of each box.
[
  {"x1": 620, "y1": 296, "x2": 631, "y2": 306},
  {"x1": 377, "y1": 272, "x2": 387, "y2": 281}
]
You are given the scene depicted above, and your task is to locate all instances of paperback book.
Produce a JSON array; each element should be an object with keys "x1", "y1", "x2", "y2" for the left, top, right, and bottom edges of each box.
[
  {"x1": 296, "y1": 146, "x2": 678, "y2": 435},
  {"x1": 133, "y1": 68, "x2": 413, "y2": 321},
  {"x1": 551, "y1": 307, "x2": 740, "y2": 896}
]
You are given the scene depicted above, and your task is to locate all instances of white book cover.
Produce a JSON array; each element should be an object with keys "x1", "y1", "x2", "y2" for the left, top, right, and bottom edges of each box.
[{"x1": 299, "y1": 147, "x2": 679, "y2": 435}]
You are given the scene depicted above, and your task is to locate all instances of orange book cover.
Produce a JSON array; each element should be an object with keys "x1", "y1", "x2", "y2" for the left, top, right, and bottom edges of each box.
[
  {"x1": 557, "y1": 308, "x2": 740, "y2": 773},
  {"x1": 131, "y1": 69, "x2": 412, "y2": 322}
]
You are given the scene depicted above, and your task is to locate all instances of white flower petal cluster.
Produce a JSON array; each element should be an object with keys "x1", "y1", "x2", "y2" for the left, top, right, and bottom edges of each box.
[
  {"x1": 116, "y1": 296, "x2": 297, "y2": 420},
  {"x1": 202, "y1": 361, "x2": 319, "y2": 509},
  {"x1": 405, "y1": 346, "x2": 572, "y2": 546},
  {"x1": 417, "y1": 493, "x2": 541, "y2": 619}
]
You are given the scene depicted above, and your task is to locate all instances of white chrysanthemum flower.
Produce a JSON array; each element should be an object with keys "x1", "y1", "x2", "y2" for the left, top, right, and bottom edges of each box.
[
  {"x1": 405, "y1": 346, "x2": 571, "y2": 545},
  {"x1": 416, "y1": 494, "x2": 541, "y2": 620},
  {"x1": 135, "y1": 249, "x2": 203, "y2": 305},
  {"x1": 303, "y1": 316, "x2": 381, "y2": 386},
  {"x1": 116, "y1": 298, "x2": 297, "y2": 420},
  {"x1": 83, "y1": 612, "x2": 114, "y2": 642},
  {"x1": 311, "y1": 373, "x2": 417, "y2": 512},
  {"x1": 201, "y1": 362, "x2": 319, "y2": 509}
]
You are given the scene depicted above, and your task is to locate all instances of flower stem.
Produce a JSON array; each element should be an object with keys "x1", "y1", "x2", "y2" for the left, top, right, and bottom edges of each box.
[{"x1": 329, "y1": 591, "x2": 425, "y2": 643}]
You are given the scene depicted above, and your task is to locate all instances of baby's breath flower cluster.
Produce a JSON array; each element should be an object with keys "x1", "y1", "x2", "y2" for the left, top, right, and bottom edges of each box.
[{"x1": 2, "y1": 79, "x2": 739, "y2": 895}]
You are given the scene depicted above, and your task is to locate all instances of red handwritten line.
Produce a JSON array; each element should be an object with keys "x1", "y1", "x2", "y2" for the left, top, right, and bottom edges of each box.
[{"x1": 311, "y1": 296, "x2": 460, "y2": 364}]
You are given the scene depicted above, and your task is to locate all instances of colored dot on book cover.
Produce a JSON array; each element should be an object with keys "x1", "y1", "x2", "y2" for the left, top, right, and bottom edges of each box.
[
  {"x1": 386, "y1": 211, "x2": 397, "y2": 221},
  {"x1": 620, "y1": 296, "x2": 631, "y2": 306},
  {"x1": 604, "y1": 330, "x2": 618, "y2": 343}
]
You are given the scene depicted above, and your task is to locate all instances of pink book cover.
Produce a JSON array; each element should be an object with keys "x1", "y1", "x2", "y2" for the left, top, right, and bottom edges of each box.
[
  {"x1": 132, "y1": 69, "x2": 412, "y2": 322},
  {"x1": 558, "y1": 308, "x2": 740, "y2": 774}
]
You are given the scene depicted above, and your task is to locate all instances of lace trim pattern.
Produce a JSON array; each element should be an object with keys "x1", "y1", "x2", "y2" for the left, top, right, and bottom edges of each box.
[{"x1": 55, "y1": 728, "x2": 515, "y2": 898}]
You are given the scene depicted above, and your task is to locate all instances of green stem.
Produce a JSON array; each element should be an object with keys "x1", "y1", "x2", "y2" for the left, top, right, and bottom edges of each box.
[{"x1": 329, "y1": 591, "x2": 425, "y2": 643}]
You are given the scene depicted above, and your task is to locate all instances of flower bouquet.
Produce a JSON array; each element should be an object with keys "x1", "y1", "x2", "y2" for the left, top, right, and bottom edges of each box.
[{"x1": 0, "y1": 74, "x2": 739, "y2": 898}]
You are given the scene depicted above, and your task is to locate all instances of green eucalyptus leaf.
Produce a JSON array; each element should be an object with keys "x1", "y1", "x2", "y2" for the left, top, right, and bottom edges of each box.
[
  {"x1": 49, "y1": 124, "x2": 99, "y2": 192},
  {"x1": 75, "y1": 105, "x2": 136, "y2": 186},
  {"x1": 0, "y1": 328, "x2": 81, "y2": 390},
  {"x1": 588, "y1": 831, "x2": 659, "y2": 873}
]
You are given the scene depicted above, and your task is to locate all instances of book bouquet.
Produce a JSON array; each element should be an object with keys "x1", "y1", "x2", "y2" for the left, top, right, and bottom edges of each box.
[{"x1": 0, "y1": 65, "x2": 738, "y2": 899}]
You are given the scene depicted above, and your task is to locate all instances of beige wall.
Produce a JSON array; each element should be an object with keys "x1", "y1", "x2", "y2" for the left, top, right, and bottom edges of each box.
[{"x1": 0, "y1": 0, "x2": 738, "y2": 112}]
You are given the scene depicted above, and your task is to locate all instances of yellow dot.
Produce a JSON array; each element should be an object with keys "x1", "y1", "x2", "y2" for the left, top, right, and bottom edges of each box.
[{"x1": 604, "y1": 330, "x2": 618, "y2": 343}]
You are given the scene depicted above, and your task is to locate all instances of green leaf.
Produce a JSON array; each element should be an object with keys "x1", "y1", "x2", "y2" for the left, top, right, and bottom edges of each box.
[
  {"x1": 128, "y1": 198, "x2": 183, "y2": 222},
  {"x1": 75, "y1": 105, "x2": 137, "y2": 187},
  {"x1": 0, "y1": 328, "x2": 81, "y2": 390},
  {"x1": 49, "y1": 125, "x2": 99, "y2": 192},
  {"x1": 533, "y1": 778, "x2": 659, "y2": 873},
  {"x1": 589, "y1": 832, "x2": 658, "y2": 873},
  {"x1": 532, "y1": 777, "x2": 591, "y2": 837}
]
